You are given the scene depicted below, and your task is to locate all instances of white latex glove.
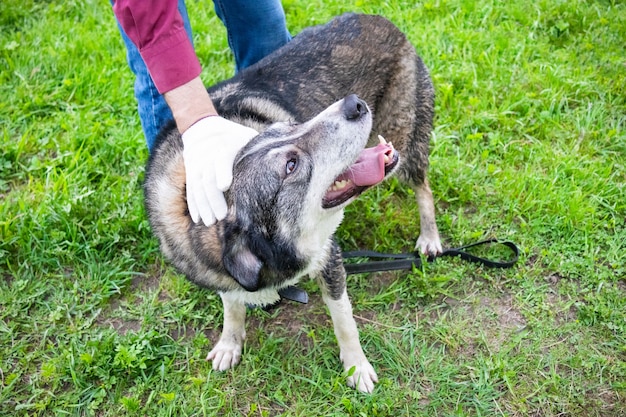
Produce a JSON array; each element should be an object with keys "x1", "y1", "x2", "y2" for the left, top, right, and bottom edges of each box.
[{"x1": 182, "y1": 116, "x2": 258, "y2": 226}]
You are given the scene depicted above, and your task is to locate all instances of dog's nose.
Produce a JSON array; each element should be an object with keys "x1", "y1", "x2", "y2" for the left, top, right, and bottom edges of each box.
[{"x1": 343, "y1": 94, "x2": 369, "y2": 120}]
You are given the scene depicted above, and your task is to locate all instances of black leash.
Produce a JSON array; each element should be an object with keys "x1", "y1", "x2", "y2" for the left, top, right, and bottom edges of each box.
[
  {"x1": 343, "y1": 238, "x2": 519, "y2": 275},
  {"x1": 276, "y1": 238, "x2": 519, "y2": 306}
]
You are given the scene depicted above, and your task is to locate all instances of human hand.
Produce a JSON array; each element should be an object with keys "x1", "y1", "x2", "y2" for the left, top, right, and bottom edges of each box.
[{"x1": 182, "y1": 116, "x2": 258, "y2": 226}]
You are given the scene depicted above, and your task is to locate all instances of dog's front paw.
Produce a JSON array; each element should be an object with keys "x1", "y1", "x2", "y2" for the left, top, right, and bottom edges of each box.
[
  {"x1": 206, "y1": 340, "x2": 242, "y2": 371},
  {"x1": 344, "y1": 359, "x2": 378, "y2": 393},
  {"x1": 416, "y1": 234, "x2": 443, "y2": 256}
]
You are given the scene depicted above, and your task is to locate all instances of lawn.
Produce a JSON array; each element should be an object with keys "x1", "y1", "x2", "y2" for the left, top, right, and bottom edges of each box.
[{"x1": 1, "y1": 0, "x2": 625, "y2": 415}]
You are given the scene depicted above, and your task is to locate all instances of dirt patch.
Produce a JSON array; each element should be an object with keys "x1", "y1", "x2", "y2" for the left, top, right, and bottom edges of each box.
[
  {"x1": 94, "y1": 263, "x2": 166, "y2": 336},
  {"x1": 546, "y1": 291, "x2": 578, "y2": 324},
  {"x1": 129, "y1": 271, "x2": 162, "y2": 293},
  {"x1": 2, "y1": 272, "x2": 14, "y2": 285},
  {"x1": 98, "y1": 317, "x2": 142, "y2": 336},
  {"x1": 545, "y1": 272, "x2": 565, "y2": 285},
  {"x1": 480, "y1": 295, "x2": 526, "y2": 330},
  {"x1": 244, "y1": 292, "x2": 332, "y2": 351},
  {"x1": 477, "y1": 294, "x2": 527, "y2": 350},
  {"x1": 94, "y1": 293, "x2": 142, "y2": 336},
  {"x1": 359, "y1": 271, "x2": 400, "y2": 295}
]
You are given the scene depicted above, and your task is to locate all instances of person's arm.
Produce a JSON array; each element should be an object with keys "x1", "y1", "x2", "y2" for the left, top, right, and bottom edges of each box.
[
  {"x1": 163, "y1": 77, "x2": 217, "y2": 133},
  {"x1": 112, "y1": 0, "x2": 201, "y2": 96},
  {"x1": 112, "y1": 0, "x2": 258, "y2": 226}
]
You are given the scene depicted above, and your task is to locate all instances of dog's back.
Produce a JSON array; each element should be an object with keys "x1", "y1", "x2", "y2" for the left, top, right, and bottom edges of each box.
[
  {"x1": 207, "y1": 13, "x2": 441, "y2": 255},
  {"x1": 209, "y1": 13, "x2": 434, "y2": 200}
]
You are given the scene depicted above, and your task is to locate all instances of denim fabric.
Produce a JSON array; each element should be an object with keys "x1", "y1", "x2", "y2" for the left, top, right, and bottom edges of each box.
[
  {"x1": 213, "y1": 0, "x2": 291, "y2": 72},
  {"x1": 115, "y1": 0, "x2": 192, "y2": 151},
  {"x1": 115, "y1": 0, "x2": 291, "y2": 151}
]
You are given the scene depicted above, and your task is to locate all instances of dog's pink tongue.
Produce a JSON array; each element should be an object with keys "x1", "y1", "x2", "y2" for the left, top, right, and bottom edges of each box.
[{"x1": 345, "y1": 143, "x2": 394, "y2": 186}]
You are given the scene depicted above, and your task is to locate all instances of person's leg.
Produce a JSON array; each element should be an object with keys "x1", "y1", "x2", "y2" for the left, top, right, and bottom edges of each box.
[
  {"x1": 115, "y1": 0, "x2": 194, "y2": 150},
  {"x1": 213, "y1": 0, "x2": 291, "y2": 71}
]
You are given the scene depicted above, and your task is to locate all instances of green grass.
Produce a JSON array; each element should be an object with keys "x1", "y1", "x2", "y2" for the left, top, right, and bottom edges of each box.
[{"x1": 1, "y1": 0, "x2": 625, "y2": 415}]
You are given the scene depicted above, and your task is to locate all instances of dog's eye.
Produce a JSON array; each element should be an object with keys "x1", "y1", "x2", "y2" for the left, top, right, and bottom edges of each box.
[{"x1": 286, "y1": 158, "x2": 298, "y2": 175}]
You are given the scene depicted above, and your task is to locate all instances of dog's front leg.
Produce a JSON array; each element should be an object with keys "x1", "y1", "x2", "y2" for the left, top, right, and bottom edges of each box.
[
  {"x1": 323, "y1": 290, "x2": 378, "y2": 393},
  {"x1": 320, "y1": 240, "x2": 378, "y2": 393},
  {"x1": 206, "y1": 292, "x2": 246, "y2": 371}
]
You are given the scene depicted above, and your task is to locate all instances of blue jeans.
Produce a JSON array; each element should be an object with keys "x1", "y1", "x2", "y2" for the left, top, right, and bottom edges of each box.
[{"x1": 116, "y1": 0, "x2": 291, "y2": 150}]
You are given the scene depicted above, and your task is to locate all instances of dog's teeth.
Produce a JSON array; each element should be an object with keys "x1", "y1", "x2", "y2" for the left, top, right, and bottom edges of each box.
[
  {"x1": 378, "y1": 135, "x2": 387, "y2": 145},
  {"x1": 331, "y1": 179, "x2": 349, "y2": 191},
  {"x1": 384, "y1": 153, "x2": 390, "y2": 163}
]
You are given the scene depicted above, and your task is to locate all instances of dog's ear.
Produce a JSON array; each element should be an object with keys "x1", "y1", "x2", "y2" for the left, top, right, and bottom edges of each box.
[{"x1": 222, "y1": 225, "x2": 263, "y2": 292}]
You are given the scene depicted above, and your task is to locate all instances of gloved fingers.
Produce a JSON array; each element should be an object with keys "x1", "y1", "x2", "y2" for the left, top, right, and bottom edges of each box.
[
  {"x1": 194, "y1": 182, "x2": 218, "y2": 226},
  {"x1": 214, "y1": 157, "x2": 234, "y2": 192},
  {"x1": 203, "y1": 179, "x2": 228, "y2": 222},
  {"x1": 185, "y1": 179, "x2": 201, "y2": 224},
  {"x1": 182, "y1": 116, "x2": 259, "y2": 224}
]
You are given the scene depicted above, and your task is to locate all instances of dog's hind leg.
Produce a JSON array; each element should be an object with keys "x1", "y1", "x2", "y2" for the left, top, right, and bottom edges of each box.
[
  {"x1": 318, "y1": 240, "x2": 378, "y2": 393},
  {"x1": 206, "y1": 292, "x2": 247, "y2": 371},
  {"x1": 396, "y1": 144, "x2": 442, "y2": 255},
  {"x1": 375, "y1": 53, "x2": 442, "y2": 255},
  {"x1": 414, "y1": 179, "x2": 443, "y2": 255}
]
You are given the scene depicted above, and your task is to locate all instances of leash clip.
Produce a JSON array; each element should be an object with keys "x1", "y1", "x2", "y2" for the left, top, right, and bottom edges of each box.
[{"x1": 278, "y1": 285, "x2": 309, "y2": 304}]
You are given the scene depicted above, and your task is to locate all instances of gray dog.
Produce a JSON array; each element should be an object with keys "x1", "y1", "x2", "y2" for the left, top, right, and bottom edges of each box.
[{"x1": 144, "y1": 13, "x2": 442, "y2": 393}]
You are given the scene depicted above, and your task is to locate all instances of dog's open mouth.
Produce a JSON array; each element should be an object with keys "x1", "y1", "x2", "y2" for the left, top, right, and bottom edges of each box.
[{"x1": 322, "y1": 135, "x2": 399, "y2": 208}]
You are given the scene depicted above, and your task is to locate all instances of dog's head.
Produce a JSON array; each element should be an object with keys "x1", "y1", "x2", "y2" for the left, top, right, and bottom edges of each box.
[{"x1": 221, "y1": 95, "x2": 399, "y2": 291}]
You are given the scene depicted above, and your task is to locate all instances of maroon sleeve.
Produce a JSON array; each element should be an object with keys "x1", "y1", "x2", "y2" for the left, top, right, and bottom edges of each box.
[{"x1": 112, "y1": 0, "x2": 202, "y2": 93}]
